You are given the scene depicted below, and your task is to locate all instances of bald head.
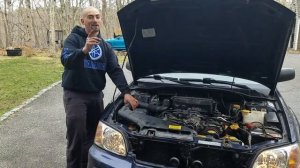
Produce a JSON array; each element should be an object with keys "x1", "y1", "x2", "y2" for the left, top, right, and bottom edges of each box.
[
  {"x1": 80, "y1": 6, "x2": 100, "y2": 19},
  {"x1": 80, "y1": 6, "x2": 101, "y2": 35}
]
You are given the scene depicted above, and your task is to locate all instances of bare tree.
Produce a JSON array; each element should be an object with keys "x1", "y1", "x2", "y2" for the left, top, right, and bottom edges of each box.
[
  {"x1": 88, "y1": 0, "x2": 95, "y2": 6},
  {"x1": 0, "y1": 8, "x2": 5, "y2": 48},
  {"x1": 25, "y1": 0, "x2": 40, "y2": 47},
  {"x1": 101, "y1": 0, "x2": 109, "y2": 38},
  {"x1": 3, "y1": 0, "x2": 11, "y2": 47},
  {"x1": 116, "y1": 0, "x2": 122, "y2": 11},
  {"x1": 49, "y1": 0, "x2": 56, "y2": 53},
  {"x1": 0, "y1": 0, "x2": 125, "y2": 49}
]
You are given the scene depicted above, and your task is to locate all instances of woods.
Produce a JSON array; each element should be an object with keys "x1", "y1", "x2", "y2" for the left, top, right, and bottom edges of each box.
[
  {"x1": 0, "y1": 0, "x2": 131, "y2": 52},
  {"x1": 0, "y1": 0, "x2": 299, "y2": 52}
]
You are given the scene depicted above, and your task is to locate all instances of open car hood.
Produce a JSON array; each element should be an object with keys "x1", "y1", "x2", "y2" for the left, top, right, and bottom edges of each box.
[{"x1": 118, "y1": 0, "x2": 295, "y2": 94}]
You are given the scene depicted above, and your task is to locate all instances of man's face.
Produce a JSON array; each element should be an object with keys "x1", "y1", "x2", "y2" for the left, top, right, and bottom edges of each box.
[{"x1": 81, "y1": 9, "x2": 101, "y2": 35}]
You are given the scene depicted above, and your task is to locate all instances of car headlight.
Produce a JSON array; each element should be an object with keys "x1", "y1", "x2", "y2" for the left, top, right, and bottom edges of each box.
[
  {"x1": 253, "y1": 143, "x2": 300, "y2": 168},
  {"x1": 94, "y1": 121, "x2": 127, "y2": 156}
]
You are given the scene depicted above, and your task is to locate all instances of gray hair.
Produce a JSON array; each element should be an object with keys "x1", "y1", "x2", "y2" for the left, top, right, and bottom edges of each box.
[{"x1": 80, "y1": 6, "x2": 100, "y2": 19}]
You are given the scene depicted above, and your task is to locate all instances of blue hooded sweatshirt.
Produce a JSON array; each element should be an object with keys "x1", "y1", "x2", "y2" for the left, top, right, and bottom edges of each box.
[{"x1": 61, "y1": 26, "x2": 130, "y2": 94}]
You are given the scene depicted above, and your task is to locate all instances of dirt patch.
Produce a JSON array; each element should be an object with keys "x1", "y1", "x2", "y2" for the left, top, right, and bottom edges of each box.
[
  {"x1": 287, "y1": 49, "x2": 300, "y2": 54},
  {"x1": 0, "y1": 47, "x2": 61, "y2": 57},
  {"x1": 21, "y1": 47, "x2": 61, "y2": 57},
  {"x1": 0, "y1": 49, "x2": 6, "y2": 56}
]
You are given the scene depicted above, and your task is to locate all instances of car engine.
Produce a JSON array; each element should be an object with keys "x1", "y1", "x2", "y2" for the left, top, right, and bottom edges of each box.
[
  {"x1": 117, "y1": 90, "x2": 281, "y2": 144},
  {"x1": 115, "y1": 90, "x2": 283, "y2": 167}
]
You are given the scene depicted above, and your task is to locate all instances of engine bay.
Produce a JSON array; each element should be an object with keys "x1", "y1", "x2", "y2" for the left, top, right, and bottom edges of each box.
[{"x1": 116, "y1": 89, "x2": 282, "y2": 149}]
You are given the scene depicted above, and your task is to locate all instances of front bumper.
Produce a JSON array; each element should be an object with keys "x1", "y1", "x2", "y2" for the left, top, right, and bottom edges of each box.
[{"x1": 88, "y1": 145, "x2": 153, "y2": 168}]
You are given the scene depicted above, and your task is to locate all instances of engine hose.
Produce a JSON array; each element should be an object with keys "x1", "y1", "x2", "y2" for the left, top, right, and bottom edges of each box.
[
  {"x1": 138, "y1": 102, "x2": 169, "y2": 113},
  {"x1": 238, "y1": 128, "x2": 252, "y2": 148}
]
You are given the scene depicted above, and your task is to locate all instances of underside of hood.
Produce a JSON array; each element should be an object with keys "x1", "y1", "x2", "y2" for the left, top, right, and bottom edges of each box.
[{"x1": 118, "y1": 0, "x2": 295, "y2": 94}]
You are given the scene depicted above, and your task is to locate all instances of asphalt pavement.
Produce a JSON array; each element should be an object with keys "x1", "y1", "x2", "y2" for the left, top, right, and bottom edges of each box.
[{"x1": 0, "y1": 54, "x2": 299, "y2": 168}]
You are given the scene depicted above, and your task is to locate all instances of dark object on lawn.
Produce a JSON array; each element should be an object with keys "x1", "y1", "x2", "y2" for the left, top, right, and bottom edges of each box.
[{"x1": 6, "y1": 48, "x2": 22, "y2": 56}]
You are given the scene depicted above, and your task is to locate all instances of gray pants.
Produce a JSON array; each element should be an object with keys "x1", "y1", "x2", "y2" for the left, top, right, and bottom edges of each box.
[{"x1": 63, "y1": 89, "x2": 104, "y2": 168}]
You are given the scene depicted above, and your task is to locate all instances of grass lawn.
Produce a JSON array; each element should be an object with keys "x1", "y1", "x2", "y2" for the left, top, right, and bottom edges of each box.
[
  {"x1": 0, "y1": 50, "x2": 127, "y2": 117},
  {"x1": 0, "y1": 56, "x2": 63, "y2": 116}
]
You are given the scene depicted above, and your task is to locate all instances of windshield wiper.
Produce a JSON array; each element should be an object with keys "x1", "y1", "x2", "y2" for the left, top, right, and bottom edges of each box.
[
  {"x1": 152, "y1": 74, "x2": 192, "y2": 85},
  {"x1": 148, "y1": 75, "x2": 250, "y2": 89},
  {"x1": 139, "y1": 75, "x2": 271, "y2": 100},
  {"x1": 179, "y1": 78, "x2": 250, "y2": 89}
]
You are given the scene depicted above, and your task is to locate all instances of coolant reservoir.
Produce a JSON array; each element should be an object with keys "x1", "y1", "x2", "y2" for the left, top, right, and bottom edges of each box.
[{"x1": 241, "y1": 110, "x2": 266, "y2": 124}]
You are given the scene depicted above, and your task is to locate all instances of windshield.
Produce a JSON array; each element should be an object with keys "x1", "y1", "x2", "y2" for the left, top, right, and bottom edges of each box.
[{"x1": 138, "y1": 73, "x2": 271, "y2": 95}]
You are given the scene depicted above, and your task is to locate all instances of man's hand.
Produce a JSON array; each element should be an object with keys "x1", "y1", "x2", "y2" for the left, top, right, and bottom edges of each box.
[
  {"x1": 82, "y1": 30, "x2": 100, "y2": 54},
  {"x1": 124, "y1": 94, "x2": 139, "y2": 110}
]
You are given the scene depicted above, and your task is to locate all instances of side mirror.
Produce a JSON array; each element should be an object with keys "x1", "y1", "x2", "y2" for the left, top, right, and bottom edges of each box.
[
  {"x1": 126, "y1": 61, "x2": 131, "y2": 71},
  {"x1": 278, "y1": 68, "x2": 295, "y2": 82}
]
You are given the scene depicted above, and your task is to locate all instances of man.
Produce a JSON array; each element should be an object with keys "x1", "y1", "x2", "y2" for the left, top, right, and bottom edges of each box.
[{"x1": 61, "y1": 6, "x2": 138, "y2": 168}]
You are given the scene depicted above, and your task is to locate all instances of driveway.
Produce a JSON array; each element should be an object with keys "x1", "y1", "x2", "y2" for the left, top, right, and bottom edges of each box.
[{"x1": 0, "y1": 54, "x2": 299, "y2": 168}]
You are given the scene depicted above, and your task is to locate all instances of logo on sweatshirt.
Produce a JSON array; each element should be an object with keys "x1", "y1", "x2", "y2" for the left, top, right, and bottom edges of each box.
[
  {"x1": 62, "y1": 48, "x2": 71, "y2": 59},
  {"x1": 89, "y1": 45, "x2": 102, "y2": 60}
]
